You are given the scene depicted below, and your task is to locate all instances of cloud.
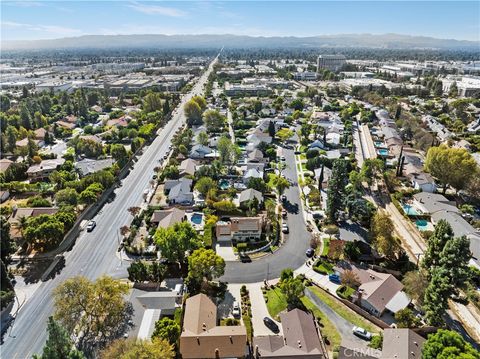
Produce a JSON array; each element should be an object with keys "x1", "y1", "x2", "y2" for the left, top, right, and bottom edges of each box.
[
  {"x1": 3, "y1": 1, "x2": 44, "y2": 8},
  {"x1": 127, "y1": 1, "x2": 187, "y2": 17},
  {"x1": 1, "y1": 20, "x2": 82, "y2": 36}
]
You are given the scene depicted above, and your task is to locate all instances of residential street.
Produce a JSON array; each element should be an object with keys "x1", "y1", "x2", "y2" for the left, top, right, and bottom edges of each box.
[
  {"x1": 1, "y1": 54, "x2": 220, "y2": 359},
  {"x1": 221, "y1": 147, "x2": 311, "y2": 283}
]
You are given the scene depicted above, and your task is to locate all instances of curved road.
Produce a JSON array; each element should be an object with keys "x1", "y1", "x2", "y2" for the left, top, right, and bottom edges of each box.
[
  {"x1": 1, "y1": 55, "x2": 220, "y2": 359},
  {"x1": 221, "y1": 147, "x2": 311, "y2": 283}
]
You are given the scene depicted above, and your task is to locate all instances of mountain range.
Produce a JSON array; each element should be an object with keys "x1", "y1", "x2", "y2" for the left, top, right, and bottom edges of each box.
[{"x1": 3, "y1": 33, "x2": 479, "y2": 51}]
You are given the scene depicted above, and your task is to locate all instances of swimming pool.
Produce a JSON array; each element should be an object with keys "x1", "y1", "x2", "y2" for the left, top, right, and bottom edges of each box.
[
  {"x1": 219, "y1": 179, "x2": 230, "y2": 190},
  {"x1": 374, "y1": 141, "x2": 386, "y2": 148},
  {"x1": 190, "y1": 213, "x2": 203, "y2": 225},
  {"x1": 402, "y1": 203, "x2": 420, "y2": 216},
  {"x1": 415, "y1": 219, "x2": 429, "y2": 231},
  {"x1": 377, "y1": 149, "x2": 389, "y2": 156}
]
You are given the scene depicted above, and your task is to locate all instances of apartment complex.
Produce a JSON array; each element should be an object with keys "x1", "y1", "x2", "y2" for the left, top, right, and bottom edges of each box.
[{"x1": 317, "y1": 55, "x2": 346, "y2": 72}]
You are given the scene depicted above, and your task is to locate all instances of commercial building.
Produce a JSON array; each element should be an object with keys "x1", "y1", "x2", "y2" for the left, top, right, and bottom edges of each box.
[{"x1": 317, "y1": 55, "x2": 346, "y2": 72}]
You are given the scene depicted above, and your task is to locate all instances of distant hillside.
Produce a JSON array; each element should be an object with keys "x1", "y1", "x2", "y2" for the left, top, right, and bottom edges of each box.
[{"x1": 3, "y1": 33, "x2": 479, "y2": 51}]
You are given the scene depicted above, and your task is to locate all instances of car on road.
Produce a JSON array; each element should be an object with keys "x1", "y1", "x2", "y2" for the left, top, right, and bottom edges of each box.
[
  {"x1": 352, "y1": 326, "x2": 372, "y2": 340},
  {"x1": 163, "y1": 154, "x2": 168, "y2": 160},
  {"x1": 282, "y1": 209, "x2": 287, "y2": 218},
  {"x1": 152, "y1": 174, "x2": 157, "y2": 180},
  {"x1": 280, "y1": 156, "x2": 286, "y2": 161},
  {"x1": 239, "y1": 253, "x2": 252, "y2": 263},
  {"x1": 281, "y1": 223, "x2": 289, "y2": 234},
  {"x1": 306, "y1": 248, "x2": 315, "y2": 258},
  {"x1": 263, "y1": 317, "x2": 279, "y2": 333},
  {"x1": 232, "y1": 301, "x2": 241, "y2": 318},
  {"x1": 281, "y1": 194, "x2": 287, "y2": 202},
  {"x1": 86, "y1": 220, "x2": 96, "y2": 232}
]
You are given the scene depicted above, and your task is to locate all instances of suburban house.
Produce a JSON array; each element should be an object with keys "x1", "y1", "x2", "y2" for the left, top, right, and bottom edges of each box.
[
  {"x1": 247, "y1": 149, "x2": 266, "y2": 163},
  {"x1": 403, "y1": 162, "x2": 437, "y2": 193},
  {"x1": 412, "y1": 192, "x2": 480, "y2": 266},
  {"x1": 253, "y1": 309, "x2": 326, "y2": 358},
  {"x1": 238, "y1": 188, "x2": 264, "y2": 207},
  {"x1": 314, "y1": 166, "x2": 332, "y2": 189},
  {"x1": 179, "y1": 158, "x2": 198, "y2": 177},
  {"x1": 165, "y1": 178, "x2": 194, "y2": 205},
  {"x1": 0, "y1": 190, "x2": 10, "y2": 203},
  {"x1": 26, "y1": 158, "x2": 65, "y2": 181},
  {"x1": 150, "y1": 208, "x2": 186, "y2": 229},
  {"x1": 380, "y1": 328, "x2": 425, "y2": 359},
  {"x1": 8, "y1": 207, "x2": 59, "y2": 238},
  {"x1": 16, "y1": 137, "x2": 43, "y2": 148},
  {"x1": 337, "y1": 265, "x2": 409, "y2": 317},
  {"x1": 309, "y1": 139, "x2": 326, "y2": 151},
  {"x1": 180, "y1": 294, "x2": 247, "y2": 359},
  {"x1": 216, "y1": 216, "x2": 263, "y2": 242},
  {"x1": 190, "y1": 144, "x2": 213, "y2": 159},
  {"x1": 75, "y1": 158, "x2": 114, "y2": 177},
  {"x1": 0, "y1": 159, "x2": 13, "y2": 173},
  {"x1": 351, "y1": 268, "x2": 410, "y2": 317},
  {"x1": 243, "y1": 168, "x2": 263, "y2": 184},
  {"x1": 55, "y1": 120, "x2": 77, "y2": 130}
]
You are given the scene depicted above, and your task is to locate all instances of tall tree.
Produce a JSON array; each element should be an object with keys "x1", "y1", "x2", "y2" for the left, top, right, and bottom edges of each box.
[
  {"x1": 33, "y1": 317, "x2": 85, "y2": 359},
  {"x1": 187, "y1": 248, "x2": 225, "y2": 283},
  {"x1": 326, "y1": 159, "x2": 349, "y2": 223},
  {"x1": 196, "y1": 131, "x2": 209, "y2": 146},
  {"x1": 425, "y1": 145, "x2": 477, "y2": 193},
  {"x1": 53, "y1": 276, "x2": 130, "y2": 351},
  {"x1": 423, "y1": 267, "x2": 451, "y2": 326},
  {"x1": 422, "y1": 220, "x2": 454, "y2": 272},
  {"x1": 203, "y1": 109, "x2": 225, "y2": 133},
  {"x1": 184, "y1": 100, "x2": 203, "y2": 125},
  {"x1": 143, "y1": 93, "x2": 163, "y2": 113},
  {"x1": 154, "y1": 222, "x2": 199, "y2": 264},
  {"x1": 422, "y1": 329, "x2": 480, "y2": 359},
  {"x1": 100, "y1": 338, "x2": 174, "y2": 359}
]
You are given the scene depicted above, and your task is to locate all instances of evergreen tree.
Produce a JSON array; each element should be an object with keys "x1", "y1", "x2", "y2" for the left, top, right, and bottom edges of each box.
[
  {"x1": 423, "y1": 267, "x2": 451, "y2": 327},
  {"x1": 422, "y1": 219, "x2": 453, "y2": 272},
  {"x1": 33, "y1": 317, "x2": 85, "y2": 359},
  {"x1": 438, "y1": 235, "x2": 471, "y2": 294},
  {"x1": 326, "y1": 159, "x2": 349, "y2": 223}
]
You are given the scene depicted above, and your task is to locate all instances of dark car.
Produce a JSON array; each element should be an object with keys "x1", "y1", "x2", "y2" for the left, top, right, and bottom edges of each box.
[
  {"x1": 239, "y1": 254, "x2": 252, "y2": 263},
  {"x1": 306, "y1": 248, "x2": 315, "y2": 258},
  {"x1": 263, "y1": 317, "x2": 279, "y2": 333},
  {"x1": 281, "y1": 195, "x2": 287, "y2": 202}
]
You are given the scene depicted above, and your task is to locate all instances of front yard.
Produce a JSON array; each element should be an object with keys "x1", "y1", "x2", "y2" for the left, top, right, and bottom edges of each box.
[{"x1": 264, "y1": 287, "x2": 287, "y2": 321}]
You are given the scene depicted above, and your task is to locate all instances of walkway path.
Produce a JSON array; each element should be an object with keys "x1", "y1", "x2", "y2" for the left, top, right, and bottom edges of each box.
[{"x1": 246, "y1": 282, "x2": 283, "y2": 336}]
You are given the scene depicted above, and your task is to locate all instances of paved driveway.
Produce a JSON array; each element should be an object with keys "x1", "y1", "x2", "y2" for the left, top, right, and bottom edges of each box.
[
  {"x1": 216, "y1": 241, "x2": 237, "y2": 262},
  {"x1": 304, "y1": 288, "x2": 369, "y2": 350},
  {"x1": 247, "y1": 283, "x2": 283, "y2": 337},
  {"x1": 221, "y1": 147, "x2": 311, "y2": 283}
]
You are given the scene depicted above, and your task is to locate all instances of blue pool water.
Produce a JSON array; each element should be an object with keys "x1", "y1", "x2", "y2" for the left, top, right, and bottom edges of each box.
[
  {"x1": 219, "y1": 179, "x2": 230, "y2": 190},
  {"x1": 377, "y1": 149, "x2": 389, "y2": 156},
  {"x1": 415, "y1": 219, "x2": 429, "y2": 231},
  {"x1": 402, "y1": 204, "x2": 420, "y2": 216},
  {"x1": 191, "y1": 213, "x2": 203, "y2": 225},
  {"x1": 374, "y1": 141, "x2": 385, "y2": 148}
]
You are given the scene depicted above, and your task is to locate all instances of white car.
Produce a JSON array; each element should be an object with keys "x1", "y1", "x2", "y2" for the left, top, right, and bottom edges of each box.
[
  {"x1": 352, "y1": 326, "x2": 372, "y2": 340},
  {"x1": 232, "y1": 301, "x2": 241, "y2": 318},
  {"x1": 86, "y1": 220, "x2": 96, "y2": 232},
  {"x1": 281, "y1": 223, "x2": 289, "y2": 234}
]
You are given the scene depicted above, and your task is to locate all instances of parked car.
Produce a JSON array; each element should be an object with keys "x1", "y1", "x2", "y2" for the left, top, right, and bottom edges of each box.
[
  {"x1": 239, "y1": 253, "x2": 252, "y2": 263},
  {"x1": 352, "y1": 326, "x2": 372, "y2": 341},
  {"x1": 263, "y1": 317, "x2": 279, "y2": 333},
  {"x1": 232, "y1": 301, "x2": 241, "y2": 318},
  {"x1": 328, "y1": 273, "x2": 341, "y2": 284},
  {"x1": 281, "y1": 194, "x2": 287, "y2": 202},
  {"x1": 282, "y1": 209, "x2": 287, "y2": 218},
  {"x1": 306, "y1": 248, "x2": 314, "y2": 258},
  {"x1": 280, "y1": 156, "x2": 286, "y2": 162},
  {"x1": 152, "y1": 174, "x2": 157, "y2": 180},
  {"x1": 86, "y1": 220, "x2": 96, "y2": 232},
  {"x1": 281, "y1": 223, "x2": 289, "y2": 234}
]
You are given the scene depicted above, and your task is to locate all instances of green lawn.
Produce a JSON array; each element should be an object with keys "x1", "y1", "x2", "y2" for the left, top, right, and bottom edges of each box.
[
  {"x1": 300, "y1": 296, "x2": 341, "y2": 349},
  {"x1": 336, "y1": 285, "x2": 356, "y2": 300},
  {"x1": 308, "y1": 286, "x2": 379, "y2": 333},
  {"x1": 265, "y1": 288, "x2": 288, "y2": 321},
  {"x1": 299, "y1": 153, "x2": 307, "y2": 161},
  {"x1": 301, "y1": 163, "x2": 308, "y2": 171},
  {"x1": 321, "y1": 237, "x2": 330, "y2": 256}
]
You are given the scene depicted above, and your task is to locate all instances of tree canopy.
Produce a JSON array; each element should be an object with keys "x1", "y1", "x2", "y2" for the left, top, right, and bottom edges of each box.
[{"x1": 154, "y1": 221, "x2": 199, "y2": 264}]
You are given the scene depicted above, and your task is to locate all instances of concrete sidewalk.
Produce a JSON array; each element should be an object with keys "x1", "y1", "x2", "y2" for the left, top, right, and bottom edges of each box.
[
  {"x1": 246, "y1": 282, "x2": 283, "y2": 336},
  {"x1": 295, "y1": 263, "x2": 341, "y2": 295}
]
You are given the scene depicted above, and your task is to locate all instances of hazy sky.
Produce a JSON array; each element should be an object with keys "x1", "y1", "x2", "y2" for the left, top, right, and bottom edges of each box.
[{"x1": 1, "y1": 1, "x2": 479, "y2": 41}]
